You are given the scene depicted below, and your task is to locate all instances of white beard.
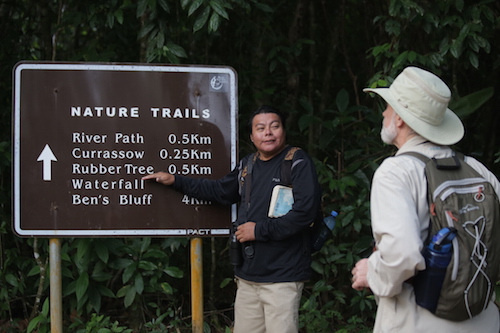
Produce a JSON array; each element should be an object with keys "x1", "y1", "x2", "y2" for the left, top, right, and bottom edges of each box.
[{"x1": 381, "y1": 115, "x2": 397, "y2": 144}]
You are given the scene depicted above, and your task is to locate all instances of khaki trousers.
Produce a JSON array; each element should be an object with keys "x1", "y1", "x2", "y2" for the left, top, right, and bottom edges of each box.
[{"x1": 233, "y1": 277, "x2": 304, "y2": 333}]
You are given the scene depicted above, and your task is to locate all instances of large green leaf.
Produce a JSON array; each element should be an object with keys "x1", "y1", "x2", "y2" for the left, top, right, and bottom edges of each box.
[
  {"x1": 193, "y1": 6, "x2": 210, "y2": 32},
  {"x1": 124, "y1": 285, "x2": 137, "y2": 308},
  {"x1": 164, "y1": 266, "x2": 184, "y2": 278},
  {"x1": 76, "y1": 271, "x2": 90, "y2": 302},
  {"x1": 94, "y1": 240, "x2": 109, "y2": 264}
]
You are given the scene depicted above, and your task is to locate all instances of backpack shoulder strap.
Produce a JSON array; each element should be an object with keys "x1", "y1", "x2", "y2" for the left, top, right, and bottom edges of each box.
[
  {"x1": 238, "y1": 153, "x2": 256, "y2": 195},
  {"x1": 243, "y1": 153, "x2": 258, "y2": 209},
  {"x1": 281, "y1": 147, "x2": 300, "y2": 185},
  {"x1": 281, "y1": 147, "x2": 301, "y2": 186},
  {"x1": 399, "y1": 151, "x2": 430, "y2": 164},
  {"x1": 284, "y1": 146, "x2": 301, "y2": 161},
  {"x1": 400, "y1": 151, "x2": 464, "y2": 171}
]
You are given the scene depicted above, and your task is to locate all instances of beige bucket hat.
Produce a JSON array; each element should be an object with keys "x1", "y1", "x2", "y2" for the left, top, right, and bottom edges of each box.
[{"x1": 363, "y1": 66, "x2": 464, "y2": 145}]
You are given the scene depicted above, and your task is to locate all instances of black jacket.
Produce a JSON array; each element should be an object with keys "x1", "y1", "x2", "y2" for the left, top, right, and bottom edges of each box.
[{"x1": 173, "y1": 146, "x2": 321, "y2": 282}]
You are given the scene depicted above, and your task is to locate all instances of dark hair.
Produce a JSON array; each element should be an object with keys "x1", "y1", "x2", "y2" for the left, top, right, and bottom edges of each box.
[{"x1": 247, "y1": 105, "x2": 287, "y2": 133}]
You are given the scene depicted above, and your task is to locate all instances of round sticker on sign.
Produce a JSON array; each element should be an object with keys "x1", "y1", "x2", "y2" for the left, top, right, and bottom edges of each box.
[{"x1": 210, "y1": 74, "x2": 229, "y2": 92}]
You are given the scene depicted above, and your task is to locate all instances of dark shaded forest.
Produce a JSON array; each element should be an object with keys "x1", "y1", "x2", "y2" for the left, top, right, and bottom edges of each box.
[{"x1": 1, "y1": 0, "x2": 499, "y2": 332}]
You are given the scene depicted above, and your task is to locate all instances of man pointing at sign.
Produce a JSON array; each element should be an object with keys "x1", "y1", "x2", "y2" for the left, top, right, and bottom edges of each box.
[{"x1": 143, "y1": 105, "x2": 321, "y2": 333}]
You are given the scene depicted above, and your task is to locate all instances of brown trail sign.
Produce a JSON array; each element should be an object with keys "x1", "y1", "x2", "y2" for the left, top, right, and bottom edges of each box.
[{"x1": 12, "y1": 62, "x2": 238, "y2": 238}]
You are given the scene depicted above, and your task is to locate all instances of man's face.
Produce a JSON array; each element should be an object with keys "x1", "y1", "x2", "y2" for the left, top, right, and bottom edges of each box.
[
  {"x1": 250, "y1": 112, "x2": 286, "y2": 160},
  {"x1": 381, "y1": 104, "x2": 398, "y2": 145}
]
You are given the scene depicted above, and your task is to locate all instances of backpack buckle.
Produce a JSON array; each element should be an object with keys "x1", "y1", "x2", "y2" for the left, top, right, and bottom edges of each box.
[{"x1": 432, "y1": 155, "x2": 461, "y2": 170}]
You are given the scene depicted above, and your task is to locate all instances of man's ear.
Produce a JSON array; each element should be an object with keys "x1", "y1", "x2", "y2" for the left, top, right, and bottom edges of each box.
[{"x1": 395, "y1": 114, "x2": 405, "y2": 128}]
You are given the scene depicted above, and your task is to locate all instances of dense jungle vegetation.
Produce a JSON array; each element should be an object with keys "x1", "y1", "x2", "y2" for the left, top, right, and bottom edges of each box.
[{"x1": 1, "y1": 0, "x2": 500, "y2": 332}]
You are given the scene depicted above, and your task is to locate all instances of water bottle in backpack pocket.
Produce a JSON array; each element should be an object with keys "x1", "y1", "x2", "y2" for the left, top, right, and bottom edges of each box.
[
  {"x1": 310, "y1": 210, "x2": 337, "y2": 252},
  {"x1": 413, "y1": 227, "x2": 457, "y2": 313}
]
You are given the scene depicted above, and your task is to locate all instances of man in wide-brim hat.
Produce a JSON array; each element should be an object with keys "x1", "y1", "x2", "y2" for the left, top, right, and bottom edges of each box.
[{"x1": 351, "y1": 66, "x2": 500, "y2": 332}]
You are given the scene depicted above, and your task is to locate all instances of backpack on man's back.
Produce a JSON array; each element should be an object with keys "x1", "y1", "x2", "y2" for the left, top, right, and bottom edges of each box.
[{"x1": 404, "y1": 151, "x2": 500, "y2": 321}]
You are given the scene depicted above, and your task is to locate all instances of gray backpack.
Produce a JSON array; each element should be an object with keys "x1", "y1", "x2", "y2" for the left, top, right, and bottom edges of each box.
[{"x1": 404, "y1": 151, "x2": 500, "y2": 321}]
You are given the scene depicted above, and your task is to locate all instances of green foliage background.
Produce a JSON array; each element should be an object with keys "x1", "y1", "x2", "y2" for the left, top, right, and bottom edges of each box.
[{"x1": 1, "y1": 0, "x2": 499, "y2": 332}]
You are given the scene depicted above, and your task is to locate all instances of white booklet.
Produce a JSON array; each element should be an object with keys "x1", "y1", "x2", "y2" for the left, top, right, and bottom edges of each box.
[{"x1": 268, "y1": 185, "x2": 294, "y2": 218}]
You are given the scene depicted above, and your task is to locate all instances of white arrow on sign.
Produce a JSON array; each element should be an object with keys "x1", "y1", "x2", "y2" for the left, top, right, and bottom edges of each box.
[{"x1": 37, "y1": 144, "x2": 58, "y2": 181}]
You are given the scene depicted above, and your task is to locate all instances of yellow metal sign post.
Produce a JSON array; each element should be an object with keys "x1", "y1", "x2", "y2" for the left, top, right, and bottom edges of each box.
[{"x1": 191, "y1": 238, "x2": 204, "y2": 333}]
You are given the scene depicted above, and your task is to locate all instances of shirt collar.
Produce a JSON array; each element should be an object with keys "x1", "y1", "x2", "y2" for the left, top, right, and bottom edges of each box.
[{"x1": 395, "y1": 135, "x2": 452, "y2": 158}]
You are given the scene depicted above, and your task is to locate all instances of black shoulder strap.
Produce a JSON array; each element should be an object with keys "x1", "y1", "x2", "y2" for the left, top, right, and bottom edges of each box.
[{"x1": 244, "y1": 153, "x2": 258, "y2": 210}]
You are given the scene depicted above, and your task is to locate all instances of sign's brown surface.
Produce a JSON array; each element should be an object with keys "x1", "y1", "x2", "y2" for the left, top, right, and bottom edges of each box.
[{"x1": 13, "y1": 62, "x2": 237, "y2": 237}]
